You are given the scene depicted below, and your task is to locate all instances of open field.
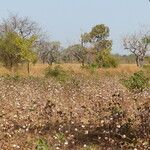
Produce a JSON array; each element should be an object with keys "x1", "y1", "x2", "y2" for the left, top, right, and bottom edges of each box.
[
  {"x1": 0, "y1": 64, "x2": 149, "y2": 150},
  {"x1": 0, "y1": 0, "x2": 150, "y2": 149}
]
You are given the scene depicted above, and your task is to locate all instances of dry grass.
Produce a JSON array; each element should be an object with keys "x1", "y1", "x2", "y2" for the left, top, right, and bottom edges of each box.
[{"x1": 0, "y1": 63, "x2": 140, "y2": 77}]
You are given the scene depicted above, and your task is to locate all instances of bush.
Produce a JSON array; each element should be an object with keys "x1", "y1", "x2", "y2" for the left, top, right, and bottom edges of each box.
[
  {"x1": 122, "y1": 71, "x2": 149, "y2": 91},
  {"x1": 96, "y1": 52, "x2": 118, "y2": 68},
  {"x1": 3, "y1": 74, "x2": 21, "y2": 82},
  {"x1": 36, "y1": 139, "x2": 49, "y2": 150},
  {"x1": 107, "y1": 56, "x2": 119, "y2": 68},
  {"x1": 45, "y1": 65, "x2": 69, "y2": 82}
]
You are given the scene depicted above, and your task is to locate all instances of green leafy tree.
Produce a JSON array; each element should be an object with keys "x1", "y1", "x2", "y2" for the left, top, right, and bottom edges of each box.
[
  {"x1": 0, "y1": 32, "x2": 37, "y2": 72},
  {"x1": 0, "y1": 14, "x2": 43, "y2": 73},
  {"x1": 81, "y1": 24, "x2": 118, "y2": 68},
  {"x1": 18, "y1": 35, "x2": 38, "y2": 74},
  {"x1": 90, "y1": 24, "x2": 110, "y2": 42},
  {"x1": 0, "y1": 32, "x2": 22, "y2": 70}
]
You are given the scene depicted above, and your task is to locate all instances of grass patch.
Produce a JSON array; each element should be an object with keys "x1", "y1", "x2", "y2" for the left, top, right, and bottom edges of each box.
[{"x1": 36, "y1": 139, "x2": 49, "y2": 150}]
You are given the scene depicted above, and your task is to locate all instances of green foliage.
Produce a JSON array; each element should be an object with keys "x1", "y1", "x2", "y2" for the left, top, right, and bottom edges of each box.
[
  {"x1": 0, "y1": 32, "x2": 22, "y2": 69},
  {"x1": 45, "y1": 65, "x2": 69, "y2": 82},
  {"x1": 0, "y1": 32, "x2": 37, "y2": 70},
  {"x1": 81, "y1": 24, "x2": 116, "y2": 68},
  {"x1": 90, "y1": 24, "x2": 109, "y2": 42},
  {"x1": 122, "y1": 71, "x2": 149, "y2": 91},
  {"x1": 3, "y1": 74, "x2": 21, "y2": 82},
  {"x1": 96, "y1": 50, "x2": 118, "y2": 68},
  {"x1": 36, "y1": 139, "x2": 49, "y2": 150},
  {"x1": 19, "y1": 35, "x2": 38, "y2": 63}
]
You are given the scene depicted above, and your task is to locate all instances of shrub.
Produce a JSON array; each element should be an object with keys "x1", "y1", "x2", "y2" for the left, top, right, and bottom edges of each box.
[
  {"x1": 122, "y1": 70, "x2": 149, "y2": 91},
  {"x1": 96, "y1": 52, "x2": 118, "y2": 68},
  {"x1": 36, "y1": 139, "x2": 49, "y2": 150},
  {"x1": 107, "y1": 56, "x2": 119, "y2": 68},
  {"x1": 3, "y1": 74, "x2": 21, "y2": 82},
  {"x1": 45, "y1": 65, "x2": 69, "y2": 82}
]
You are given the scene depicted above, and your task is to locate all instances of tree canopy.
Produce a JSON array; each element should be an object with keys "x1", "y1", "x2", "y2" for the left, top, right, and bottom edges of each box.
[{"x1": 0, "y1": 32, "x2": 37, "y2": 70}]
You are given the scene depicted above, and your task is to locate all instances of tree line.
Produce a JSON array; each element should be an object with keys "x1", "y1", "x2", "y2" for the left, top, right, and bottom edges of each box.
[{"x1": 0, "y1": 14, "x2": 149, "y2": 73}]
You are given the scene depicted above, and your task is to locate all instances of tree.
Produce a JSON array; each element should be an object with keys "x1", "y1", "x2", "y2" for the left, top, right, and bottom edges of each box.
[
  {"x1": 0, "y1": 32, "x2": 37, "y2": 71},
  {"x1": 123, "y1": 33, "x2": 150, "y2": 67},
  {"x1": 64, "y1": 44, "x2": 87, "y2": 66},
  {"x1": 90, "y1": 24, "x2": 110, "y2": 42},
  {"x1": 38, "y1": 41, "x2": 61, "y2": 65},
  {"x1": 0, "y1": 14, "x2": 41, "y2": 39},
  {"x1": 19, "y1": 35, "x2": 38, "y2": 74},
  {"x1": 0, "y1": 32, "x2": 22, "y2": 70},
  {"x1": 81, "y1": 24, "x2": 117, "y2": 67},
  {"x1": 0, "y1": 14, "x2": 42, "y2": 73}
]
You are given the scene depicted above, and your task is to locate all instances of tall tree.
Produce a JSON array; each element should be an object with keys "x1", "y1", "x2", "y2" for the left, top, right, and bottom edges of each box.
[{"x1": 81, "y1": 24, "x2": 117, "y2": 67}]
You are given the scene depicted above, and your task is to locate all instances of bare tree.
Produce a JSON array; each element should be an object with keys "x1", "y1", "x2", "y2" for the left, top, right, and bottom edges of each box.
[
  {"x1": 0, "y1": 14, "x2": 41, "y2": 39},
  {"x1": 123, "y1": 32, "x2": 150, "y2": 67},
  {"x1": 38, "y1": 41, "x2": 61, "y2": 65},
  {"x1": 63, "y1": 44, "x2": 87, "y2": 66}
]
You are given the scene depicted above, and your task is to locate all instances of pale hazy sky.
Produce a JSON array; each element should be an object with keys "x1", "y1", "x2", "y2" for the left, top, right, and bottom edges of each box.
[{"x1": 0, "y1": 0, "x2": 150, "y2": 54}]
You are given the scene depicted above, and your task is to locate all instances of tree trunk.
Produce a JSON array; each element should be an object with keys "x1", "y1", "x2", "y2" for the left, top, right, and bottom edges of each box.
[
  {"x1": 9, "y1": 59, "x2": 13, "y2": 72},
  {"x1": 48, "y1": 61, "x2": 53, "y2": 66},
  {"x1": 81, "y1": 60, "x2": 85, "y2": 67},
  {"x1": 135, "y1": 56, "x2": 140, "y2": 67},
  {"x1": 27, "y1": 62, "x2": 30, "y2": 75}
]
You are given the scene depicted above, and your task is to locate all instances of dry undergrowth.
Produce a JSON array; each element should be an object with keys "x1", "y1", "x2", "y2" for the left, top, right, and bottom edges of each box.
[{"x1": 0, "y1": 63, "x2": 139, "y2": 77}]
